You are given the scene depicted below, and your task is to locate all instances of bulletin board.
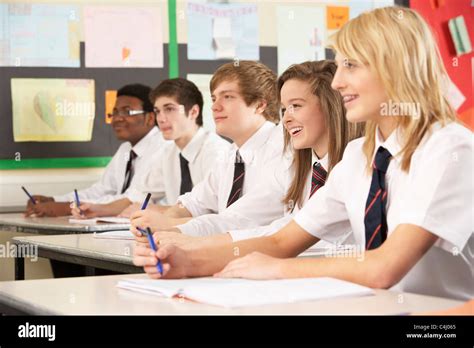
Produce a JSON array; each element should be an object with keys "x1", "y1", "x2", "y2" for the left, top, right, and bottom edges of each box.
[
  {"x1": 0, "y1": 0, "x2": 410, "y2": 170},
  {"x1": 410, "y1": 0, "x2": 473, "y2": 130}
]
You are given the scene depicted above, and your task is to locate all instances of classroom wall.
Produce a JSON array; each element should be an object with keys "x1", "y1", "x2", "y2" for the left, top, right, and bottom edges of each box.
[{"x1": 0, "y1": 0, "x2": 169, "y2": 210}]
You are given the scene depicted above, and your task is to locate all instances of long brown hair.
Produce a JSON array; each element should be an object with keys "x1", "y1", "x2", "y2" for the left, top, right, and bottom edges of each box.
[{"x1": 280, "y1": 61, "x2": 363, "y2": 211}]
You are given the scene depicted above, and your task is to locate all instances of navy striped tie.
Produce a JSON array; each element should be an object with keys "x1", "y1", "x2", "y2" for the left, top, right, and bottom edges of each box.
[
  {"x1": 364, "y1": 146, "x2": 392, "y2": 250},
  {"x1": 226, "y1": 150, "x2": 245, "y2": 207},
  {"x1": 310, "y1": 162, "x2": 327, "y2": 198}
]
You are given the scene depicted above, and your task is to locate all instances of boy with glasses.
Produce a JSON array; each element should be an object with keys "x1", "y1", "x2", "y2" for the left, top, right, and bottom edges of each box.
[
  {"x1": 71, "y1": 78, "x2": 230, "y2": 218},
  {"x1": 25, "y1": 83, "x2": 166, "y2": 217}
]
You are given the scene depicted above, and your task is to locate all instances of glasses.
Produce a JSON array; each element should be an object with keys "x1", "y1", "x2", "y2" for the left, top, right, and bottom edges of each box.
[{"x1": 107, "y1": 109, "x2": 146, "y2": 118}]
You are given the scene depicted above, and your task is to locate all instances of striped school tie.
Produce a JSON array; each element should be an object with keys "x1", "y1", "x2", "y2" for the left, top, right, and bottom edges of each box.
[
  {"x1": 121, "y1": 150, "x2": 137, "y2": 194},
  {"x1": 364, "y1": 146, "x2": 392, "y2": 250},
  {"x1": 226, "y1": 150, "x2": 245, "y2": 207},
  {"x1": 310, "y1": 162, "x2": 327, "y2": 198}
]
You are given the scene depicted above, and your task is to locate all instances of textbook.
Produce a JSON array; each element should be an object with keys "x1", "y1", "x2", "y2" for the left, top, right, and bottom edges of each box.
[
  {"x1": 93, "y1": 230, "x2": 134, "y2": 240},
  {"x1": 117, "y1": 277, "x2": 374, "y2": 308}
]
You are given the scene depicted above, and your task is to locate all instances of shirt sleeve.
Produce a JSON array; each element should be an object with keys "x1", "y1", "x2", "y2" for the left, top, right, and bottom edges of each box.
[
  {"x1": 399, "y1": 127, "x2": 473, "y2": 252},
  {"x1": 229, "y1": 214, "x2": 294, "y2": 242},
  {"x1": 178, "y1": 152, "x2": 291, "y2": 237}
]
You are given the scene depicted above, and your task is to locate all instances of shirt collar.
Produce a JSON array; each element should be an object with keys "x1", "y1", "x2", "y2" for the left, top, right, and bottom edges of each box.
[
  {"x1": 312, "y1": 151, "x2": 329, "y2": 172},
  {"x1": 234, "y1": 121, "x2": 276, "y2": 163},
  {"x1": 181, "y1": 128, "x2": 207, "y2": 164},
  {"x1": 131, "y1": 127, "x2": 159, "y2": 158},
  {"x1": 374, "y1": 126, "x2": 403, "y2": 163}
]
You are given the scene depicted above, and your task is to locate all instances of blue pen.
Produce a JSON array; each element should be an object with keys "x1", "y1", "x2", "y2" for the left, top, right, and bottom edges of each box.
[
  {"x1": 141, "y1": 192, "x2": 152, "y2": 210},
  {"x1": 138, "y1": 193, "x2": 152, "y2": 236},
  {"x1": 74, "y1": 189, "x2": 84, "y2": 216},
  {"x1": 146, "y1": 227, "x2": 163, "y2": 275},
  {"x1": 21, "y1": 186, "x2": 36, "y2": 205}
]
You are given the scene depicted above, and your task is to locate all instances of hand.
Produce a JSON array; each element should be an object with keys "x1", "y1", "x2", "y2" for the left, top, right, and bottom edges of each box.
[
  {"x1": 214, "y1": 252, "x2": 285, "y2": 280},
  {"x1": 130, "y1": 209, "x2": 174, "y2": 236},
  {"x1": 118, "y1": 203, "x2": 141, "y2": 218},
  {"x1": 133, "y1": 243, "x2": 192, "y2": 279},
  {"x1": 24, "y1": 202, "x2": 70, "y2": 217},
  {"x1": 70, "y1": 202, "x2": 104, "y2": 219},
  {"x1": 26, "y1": 195, "x2": 54, "y2": 210}
]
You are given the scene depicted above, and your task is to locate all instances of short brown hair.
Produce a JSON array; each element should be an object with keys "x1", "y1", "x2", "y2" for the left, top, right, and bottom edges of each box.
[
  {"x1": 210, "y1": 61, "x2": 279, "y2": 123},
  {"x1": 150, "y1": 78, "x2": 204, "y2": 126},
  {"x1": 279, "y1": 61, "x2": 364, "y2": 211}
]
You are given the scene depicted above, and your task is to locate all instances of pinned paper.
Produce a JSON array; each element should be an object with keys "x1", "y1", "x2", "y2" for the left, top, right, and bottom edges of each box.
[
  {"x1": 84, "y1": 6, "x2": 163, "y2": 67},
  {"x1": 327, "y1": 6, "x2": 349, "y2": 30},
  {"x1": 105, "y1": 90, "x2": 117, "y2": 124},
  {"x1": 445, "y1": 78, "x2": 466, "y2": 111},
  {"x1": 277, "y1": 6, "x2": 326, "y2": 74},
  {"x1": 11, "y1": 78, "x2": 95, "y2": 142},
  {"x1": 448, "y1": 15, "x2": 472, "y2": 56},
  {"x1": 213, "y1": 17, "x2": 235, "y2": 59},
  {"x1": 187, "y1": 2, "x2": 258, "y2": 60}
]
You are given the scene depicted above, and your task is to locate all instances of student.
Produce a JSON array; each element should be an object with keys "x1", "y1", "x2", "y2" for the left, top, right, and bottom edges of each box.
[
  {"x1": 137, "y1": 60, "x2": 362, "y2": 247},
  {"x1": 129, "y1": 61, "x2": 288, "y2": 235},
  {"x1": 72, "y1": 78, "x2": 229, "y2": 218},
  {"x1": 133, "y1": 7, "x2": 473, "y2": 301},
  {"x1": 25, "y1": 83, "x2": 166, "y2": 217}
]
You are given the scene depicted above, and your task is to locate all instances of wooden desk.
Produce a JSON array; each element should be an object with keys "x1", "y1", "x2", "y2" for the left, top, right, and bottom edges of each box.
[
  {"x1": 0, "y1": 273, "x2": 462, "y2": 315},
  {"x1": 12, "y1": 234, "x2": 142, "y2": 280},
  {"x1": 0, "y1": 213, "x2": 129, "y2": 234}
]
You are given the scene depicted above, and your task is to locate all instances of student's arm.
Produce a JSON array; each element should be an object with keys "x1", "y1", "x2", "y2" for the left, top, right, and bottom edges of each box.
[
  {"x1": 129, "y1": 209, "x2": 192, "y2": 235},
  {"x1": 118, "y1": 202, "x2": 170, "y2": 218},
  {"x1": 132, "y1": 219, "x2": 318, "y2": 278},
  {"x1": 163, "y1": 203, "x2": 193, "y2": 219},
  {"x1": 71, "y1": 198, "x2": 132, "y2": 218},
  {"x1": 216, "y1": 224, "x2": 438, "y2": 289}
]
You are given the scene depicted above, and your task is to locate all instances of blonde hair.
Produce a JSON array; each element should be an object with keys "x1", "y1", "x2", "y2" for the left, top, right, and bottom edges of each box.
[
  {"x1": 330, "y1": 6, "x2": 457, "y2": 171},
  {"x1": 279, "y1": 61, "x2": 363, "y2": 211},
  {"x1": 210, "y1": 61, "x2": 279, "y2": 123}
]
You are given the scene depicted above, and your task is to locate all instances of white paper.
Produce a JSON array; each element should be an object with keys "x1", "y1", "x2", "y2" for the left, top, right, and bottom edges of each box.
[
  {"x1": 93, "y1": 230, "x2": 134, "y2": 240},
  {"x1": 445, "y1": 78, "x2": 466, "y2": 111},
  {"x1": 213, "y1": 17, "x2": 235, "y2": 59},
  {"x1": 69, "y1": 216, "x2": 130, "y2": 225},
  {"x1": 117, "y1": 277, "x2": 374, "y2": 308}
]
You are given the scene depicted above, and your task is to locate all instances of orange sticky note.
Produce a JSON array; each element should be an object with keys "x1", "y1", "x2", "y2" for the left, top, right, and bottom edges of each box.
[
  {"x1": 105, "y1": 90, "x2": 117, "y2": 124},
  {"x1": 327, "y1": 6, "x2": 349, "y2": 30}
]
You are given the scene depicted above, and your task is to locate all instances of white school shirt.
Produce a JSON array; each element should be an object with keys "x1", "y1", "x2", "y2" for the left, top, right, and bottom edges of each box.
[
  {"x1": 126, "y1": 127, "x2": 230, "y2": 205},
  {"x1": 53, "y1": 127, "x2": 167, "y2": 204},
  {"x1": 176, "y1": 122, "x2": 290, "y2": 237},
  {"x1": 294, "y1": 122, "x2": 473, "y2": 300},
  {"x1": 228, "y1": 152, "x2": 330, "y2": 242}
]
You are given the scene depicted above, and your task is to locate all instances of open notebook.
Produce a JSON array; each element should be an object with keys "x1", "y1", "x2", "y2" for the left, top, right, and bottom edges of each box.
[
  {"x1": 93, "y1": 230, "x2": 134, "y2": 240},
  {"x1": 69, "y1": 217, "x2": 130, "y2": 225},
  {"x1": 117, "y1": 277, "x2": 374, "y2": 308}
]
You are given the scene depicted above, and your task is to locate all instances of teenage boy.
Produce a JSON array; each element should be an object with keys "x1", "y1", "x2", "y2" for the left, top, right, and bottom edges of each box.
[
  {"x1": 25, "y1": 83, "x2": 166, "y2": 217},
  {"x1": 72, "y1": 78, "x2": 230, "y2": 218},
  {"x1": 130, "y1": 61, "x2": 291, "y2": 236}
]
